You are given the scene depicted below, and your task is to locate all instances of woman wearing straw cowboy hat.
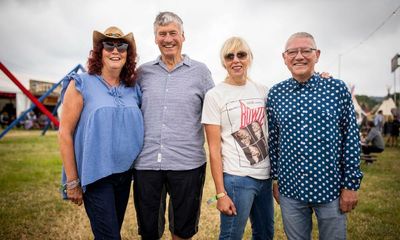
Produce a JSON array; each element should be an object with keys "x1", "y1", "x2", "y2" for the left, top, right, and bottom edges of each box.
[{"x1": 58, "y1": 26, "x2": 143, "y2": 239}]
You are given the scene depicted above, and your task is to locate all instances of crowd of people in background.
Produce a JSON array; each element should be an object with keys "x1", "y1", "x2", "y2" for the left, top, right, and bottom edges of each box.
[
  {"x1": 0, "y1": 109, "x2": 57, "y2": 130},
  {"x1": 19, "y1": 111, "x2": 56, "y2": 130},
  {"x1": 359, "y1": 108, "x2": 399, "y2": 165},
  {"x1": 359, "y1": 109, "x2": 400, "y2": 147},
  {"x1": 383, "y1": 112, "x2": 400, "y2": 147},
  {"x1": 0, "y1": 102, "x2": 16, "y2": 128}
]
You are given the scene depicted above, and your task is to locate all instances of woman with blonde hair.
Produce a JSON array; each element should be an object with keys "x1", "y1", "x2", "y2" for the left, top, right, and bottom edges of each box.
[{"x1": 202, "y1": 37, "x2": 273, "y2": 239}]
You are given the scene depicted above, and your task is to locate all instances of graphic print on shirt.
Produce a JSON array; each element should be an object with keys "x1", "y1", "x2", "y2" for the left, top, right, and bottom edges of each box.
[{"x1": 230, "y1": 100, "x2": 268, "y2": 166}]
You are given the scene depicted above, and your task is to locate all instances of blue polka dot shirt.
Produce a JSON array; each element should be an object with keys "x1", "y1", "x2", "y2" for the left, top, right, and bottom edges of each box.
[{"x1": 267, "y1": 74, "x2": 363, "y2": 203}]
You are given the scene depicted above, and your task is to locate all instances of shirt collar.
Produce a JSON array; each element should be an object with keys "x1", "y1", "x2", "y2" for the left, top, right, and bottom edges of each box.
[
  {"x1": 152, "y1": 54, "x2": 192, "y2": 68},
  {"x1": 288, "y1": 73, "x2": 320, "y2": 91}
]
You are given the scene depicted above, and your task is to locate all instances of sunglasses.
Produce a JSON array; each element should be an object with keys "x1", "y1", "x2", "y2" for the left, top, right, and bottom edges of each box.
[
  {"x1": 102, "y1": 42, "x2": 128, "y2": 53},
  {"x1": 224, "y1": 51, "x2": 248, "y2": 61}
]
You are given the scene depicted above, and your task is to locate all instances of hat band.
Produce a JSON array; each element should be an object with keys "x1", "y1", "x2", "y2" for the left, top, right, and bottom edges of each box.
[{"x1": 106, "y1": 33, "x2": 122, "y2": 37}]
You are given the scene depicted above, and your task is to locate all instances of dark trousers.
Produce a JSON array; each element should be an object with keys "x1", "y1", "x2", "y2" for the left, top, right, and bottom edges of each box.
[
  {"x1": 362, "y1": 145, "x2": 384, "y2": 155},
  {"x1": 133, "y1": 164, "x2": 206, "y2": 239},
  {"x1": 83, "y1": 170, "x2": 132, "y2": 240}
]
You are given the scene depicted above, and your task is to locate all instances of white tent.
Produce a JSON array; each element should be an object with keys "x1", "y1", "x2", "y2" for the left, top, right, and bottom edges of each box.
[
  {"x1": 376, "y1": 98, "x2": 396, "y2": 116},
  {"x1": 352, "y1": 95, "x2": 367, "y2": 125},
  {"x1": 0, "y1": 71, "x2": 31, "y2": 117},
  {"x1": 349, "y1": 85, "x2": 367, "y2": 125}
]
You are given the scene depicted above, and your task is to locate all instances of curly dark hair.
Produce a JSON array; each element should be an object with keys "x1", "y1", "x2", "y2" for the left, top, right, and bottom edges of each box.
[{"x1": 87, "y1": 39, "x2": 138, "y2": 86}]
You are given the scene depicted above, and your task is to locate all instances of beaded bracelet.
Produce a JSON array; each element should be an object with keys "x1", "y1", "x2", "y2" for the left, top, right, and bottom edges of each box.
[{"x1": 62, "y1": 179, "x2": 80, "y2": 193}]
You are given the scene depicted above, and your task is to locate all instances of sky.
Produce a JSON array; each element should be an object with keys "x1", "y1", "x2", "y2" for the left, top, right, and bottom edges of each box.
[{"x1": 0, "y1": 0, "x2": 399, "y2": 96}]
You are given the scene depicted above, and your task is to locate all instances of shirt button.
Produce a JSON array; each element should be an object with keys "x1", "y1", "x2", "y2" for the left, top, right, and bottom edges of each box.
[{"x1": 166, "y1": 89, "x2": 169, "y2": 92}]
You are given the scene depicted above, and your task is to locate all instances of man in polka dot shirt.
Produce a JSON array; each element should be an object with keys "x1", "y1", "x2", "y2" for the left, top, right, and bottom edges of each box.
[{"x1": 267, "y1": 32, "x2": 363, "y2": 240}]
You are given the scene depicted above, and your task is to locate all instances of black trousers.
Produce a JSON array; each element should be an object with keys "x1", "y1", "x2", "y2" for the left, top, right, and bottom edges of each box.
[{"x1": 362, "y1": 145, "x2": 384, "y2": 155}]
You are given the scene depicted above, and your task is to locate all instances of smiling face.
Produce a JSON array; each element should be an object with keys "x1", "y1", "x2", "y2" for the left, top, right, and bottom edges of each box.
[
  {"x1": 101, "y1": 41, "x2": 127, "y2": 73},
  {"x1": 224, "y1": 50, "x2": 250, "y2": 80},
  {"x1": 220, "y1": 37, "x2": 253, "y2": 82},
  {"x1": 283, "y1": 36, "x2": 320, "y2": 82},
  {"x1": 155, "y1": 22, "x2": 185, "y2": 60}
]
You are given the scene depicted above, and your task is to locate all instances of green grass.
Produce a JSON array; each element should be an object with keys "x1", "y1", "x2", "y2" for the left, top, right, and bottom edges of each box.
[
  {"x1": 347, "y1": 146, "x2": 400, "y2": 239},
  {"x1": 0, "y1": 130, "x2": 399, "y2": 239}
]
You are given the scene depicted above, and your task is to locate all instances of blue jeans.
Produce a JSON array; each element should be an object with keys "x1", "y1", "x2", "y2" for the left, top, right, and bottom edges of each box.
[
  {"x1": 219, "y1": 174, "x2": 274, "y2": 240},
  {"x1": 280, "y1": 195, "x2": 347, "y2": 240},
  {"x1": 83, "y1": 170, "x2": 132, "y2": 240}
]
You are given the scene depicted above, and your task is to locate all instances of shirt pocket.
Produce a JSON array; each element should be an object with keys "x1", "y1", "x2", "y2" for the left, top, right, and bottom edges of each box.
[{"x1": 313, "y1": 110, "x2": 335, "y2": 142}]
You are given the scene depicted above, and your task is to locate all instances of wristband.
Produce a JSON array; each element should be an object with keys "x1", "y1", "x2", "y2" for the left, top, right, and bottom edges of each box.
[
  {"x1": 206, "y1": 191, "x2": 227, "y2": 205},
  {"x1": 216, "y1": 191, "x2": 227, "y2": 199}
]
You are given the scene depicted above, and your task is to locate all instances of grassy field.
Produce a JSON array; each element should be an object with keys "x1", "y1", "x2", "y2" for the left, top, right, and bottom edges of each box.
[{"x1": 0, "y1": 130, "x2": 399, "y2": 239}]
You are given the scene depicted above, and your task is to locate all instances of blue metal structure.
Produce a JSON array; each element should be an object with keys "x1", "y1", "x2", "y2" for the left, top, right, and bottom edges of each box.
[{"x1": 0, "y1": 64, "x2": 86, "y2": 140}]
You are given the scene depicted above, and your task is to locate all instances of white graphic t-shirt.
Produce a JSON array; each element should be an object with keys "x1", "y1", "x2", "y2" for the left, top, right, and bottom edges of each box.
[{"x1": 202, "y1": 80, "x2": 270, "y2": 179}]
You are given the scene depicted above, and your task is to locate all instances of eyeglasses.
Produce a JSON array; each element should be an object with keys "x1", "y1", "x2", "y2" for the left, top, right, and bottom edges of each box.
[
  {"x1": 284, "y1": 48, "x2": 317, "y2": 58},
  {"x1": 102, "y1": 42, "x2": 128, "y2": 53},
  {"x1": 224, "y1": 51, "x2": 248, "y2": 61}
]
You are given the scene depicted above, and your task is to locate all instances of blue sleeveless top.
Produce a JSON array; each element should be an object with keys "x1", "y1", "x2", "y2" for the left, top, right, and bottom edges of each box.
[{"x1": 60, "y1": 72, "x2": 144, "y2": 193}]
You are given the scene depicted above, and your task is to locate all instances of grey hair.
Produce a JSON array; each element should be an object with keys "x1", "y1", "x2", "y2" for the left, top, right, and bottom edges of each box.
[
  {"x1": 153, "y1": 11, "x2": 184, "y2": 35},
  {"x1": 285, "y1": 32, "x2": 317, "y2": 50}
]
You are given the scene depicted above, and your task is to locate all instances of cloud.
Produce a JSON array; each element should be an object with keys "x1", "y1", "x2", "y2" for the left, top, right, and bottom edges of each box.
[{"x1": 1, "y1": 0, "x2": 399, "y2": 96}]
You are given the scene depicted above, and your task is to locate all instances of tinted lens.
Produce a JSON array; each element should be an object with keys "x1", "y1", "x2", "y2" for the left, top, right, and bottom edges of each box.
[
  {"x1": 102, "y1": 42, "x2": 115, "y2": 52},
  {"x1": 115, "y1": 43, "x2": 128, "y2": 52},
  {"x1": 236, "y1": 51, "x2": 248, "y2": 59},
  {"x1": 224, "y1": 53, "x2": 235, "y2": 61}
]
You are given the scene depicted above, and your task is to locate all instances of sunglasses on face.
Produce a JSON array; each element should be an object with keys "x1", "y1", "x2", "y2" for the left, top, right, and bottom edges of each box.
[
  {"x1": 224, "y1": 51, "x2": 248, "y2": 61},
  {"x1": 102, "y1": 42, "x2": 128, "y2": 53}
]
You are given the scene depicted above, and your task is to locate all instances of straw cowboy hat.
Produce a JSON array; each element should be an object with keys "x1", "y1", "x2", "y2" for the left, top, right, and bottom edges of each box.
[{"x1": 92, "y1": 26, "x2": 136, "y2": 49}]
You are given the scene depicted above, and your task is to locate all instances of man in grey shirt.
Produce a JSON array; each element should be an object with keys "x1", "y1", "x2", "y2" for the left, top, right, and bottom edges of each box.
[
  {"x1": 133, "y1": 11, "x2": 214, "y2": 240},
  {"x1": 362, "y1": 121, "x2": 385, "y2": 154}
]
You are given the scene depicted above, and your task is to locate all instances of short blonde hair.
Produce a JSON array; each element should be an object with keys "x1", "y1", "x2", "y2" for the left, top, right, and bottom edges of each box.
[{"x1": 220, "y1": 37, "x2": 253, "y2": 68}]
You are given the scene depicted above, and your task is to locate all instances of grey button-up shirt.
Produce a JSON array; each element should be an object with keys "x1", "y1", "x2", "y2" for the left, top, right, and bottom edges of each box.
[{"x1": 134, "y1": 55, "x2": 215, "y2": 170}]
